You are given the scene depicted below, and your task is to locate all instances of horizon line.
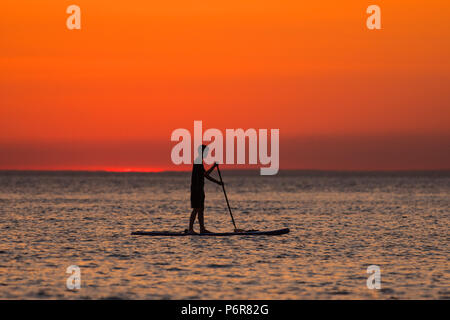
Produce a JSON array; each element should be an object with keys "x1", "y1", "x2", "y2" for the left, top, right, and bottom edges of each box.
[{"x1": 0, "y1": 168, "x2": 449, "y2": 174}]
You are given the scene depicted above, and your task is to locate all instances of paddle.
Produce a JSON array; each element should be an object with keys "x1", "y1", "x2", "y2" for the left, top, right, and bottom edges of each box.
[{"x1": 216, "y1": 164, "x2": 245, "y2": 233}]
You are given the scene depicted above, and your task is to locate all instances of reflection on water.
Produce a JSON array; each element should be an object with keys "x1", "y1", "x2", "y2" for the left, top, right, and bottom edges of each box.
[{"x1": 0, "y1": 171, "x2": 448, "y2": 299}]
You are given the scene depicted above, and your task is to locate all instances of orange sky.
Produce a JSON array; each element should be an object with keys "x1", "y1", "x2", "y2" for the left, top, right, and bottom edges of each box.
[{"x1": 1, "y1": 1, "x2": 449, "y2": 171}]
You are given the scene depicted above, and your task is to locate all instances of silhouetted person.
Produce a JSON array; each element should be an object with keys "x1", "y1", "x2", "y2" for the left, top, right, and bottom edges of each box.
[{"x1": 187, "y1": 144, "x2": 222, "y2": 234}]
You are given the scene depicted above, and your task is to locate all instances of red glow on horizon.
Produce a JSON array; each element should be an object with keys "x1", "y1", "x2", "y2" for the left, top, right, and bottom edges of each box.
[{"x1": 0, "y1": 165, "x2": 175, "y2": 173}]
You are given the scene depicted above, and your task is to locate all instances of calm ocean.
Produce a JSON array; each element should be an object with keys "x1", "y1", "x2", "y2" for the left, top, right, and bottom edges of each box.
[{"x1": 0, "y1": 171, "x2": 448, "y2": 299}]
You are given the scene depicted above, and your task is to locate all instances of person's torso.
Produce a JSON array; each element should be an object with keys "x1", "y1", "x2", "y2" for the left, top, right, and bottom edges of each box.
[{"x1": 191, "y1": 164, "x2": 205, "y2": 191}]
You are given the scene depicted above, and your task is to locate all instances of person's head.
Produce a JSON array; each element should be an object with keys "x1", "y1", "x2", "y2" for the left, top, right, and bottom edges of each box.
[{"x1": 200, "y1": 144, "x2": 209, "y2": 159}]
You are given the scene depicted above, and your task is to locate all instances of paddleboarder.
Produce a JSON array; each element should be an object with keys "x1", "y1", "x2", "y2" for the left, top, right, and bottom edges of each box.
[{"x1": 187, "y1": 144, "x2": 223, "y2": 234}]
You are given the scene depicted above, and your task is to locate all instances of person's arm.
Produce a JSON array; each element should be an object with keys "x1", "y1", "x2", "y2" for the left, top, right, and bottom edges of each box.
[
  {"x1": 204, "y1": 163, "x2": 223, "y2": 185},
  {"x1": 205, "y1": 163, "x2": 217, "y2": 175}
]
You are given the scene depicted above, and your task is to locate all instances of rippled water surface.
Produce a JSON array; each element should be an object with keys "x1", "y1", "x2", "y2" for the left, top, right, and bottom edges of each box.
[{"x1": 0, "y1": 171, "x2": 448, "y2": 299}]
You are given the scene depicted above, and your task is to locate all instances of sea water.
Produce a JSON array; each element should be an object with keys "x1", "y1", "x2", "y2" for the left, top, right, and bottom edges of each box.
[{"x1": 0, "y1": 171, "x2": 448, "y2": 299}]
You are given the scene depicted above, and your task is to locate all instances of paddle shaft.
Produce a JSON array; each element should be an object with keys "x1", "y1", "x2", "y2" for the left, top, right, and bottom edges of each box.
[{"x1": 216, "y1": 164, "x2": 237, "y2": 230}]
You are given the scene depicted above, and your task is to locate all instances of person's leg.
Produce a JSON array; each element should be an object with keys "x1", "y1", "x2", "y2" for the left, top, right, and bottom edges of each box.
[
  {"x1": 198, "y1": 209, "x2": 211, "y2": 233},
  {"x1": 188, "y1": 209, "x2": 198, "y2": 232},
  {"x1": 198, "y1": 208, "x2": 204, "y2": 231}
]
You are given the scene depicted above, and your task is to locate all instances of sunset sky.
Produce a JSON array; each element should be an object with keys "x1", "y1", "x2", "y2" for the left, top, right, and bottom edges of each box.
[{"x1": 1, "y1": 1, "x2": 449, "y2": 171}]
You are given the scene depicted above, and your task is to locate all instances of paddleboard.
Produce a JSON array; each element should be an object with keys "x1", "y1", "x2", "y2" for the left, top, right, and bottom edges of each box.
[{"x1": 131, "y1": 228, "x2": 289, "y2": 236}]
